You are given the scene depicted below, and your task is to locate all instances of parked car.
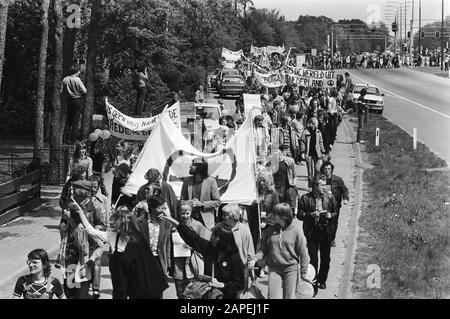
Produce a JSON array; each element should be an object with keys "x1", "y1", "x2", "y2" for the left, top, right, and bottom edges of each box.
[
  {"x1": 218, "y1": 75, "x2": 246, "y2": 98},
  {"x1": 352, "y1": 84, "x2": 385, "y2": 114},
  {"x1": 209, "y1": 68, "x2": 221, "y2": 88}
]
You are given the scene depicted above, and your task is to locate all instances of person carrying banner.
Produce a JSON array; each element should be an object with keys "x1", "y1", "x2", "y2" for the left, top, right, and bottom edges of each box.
[
  {"x1": 180, "y1": 159, "x2": 221, "y2": 230},
  {"x1": 135, "y1": 168, "x2": 178, "y2": 219},
  {"x1": 76, "y1": 205, "x2": 168, "y2": 298}
]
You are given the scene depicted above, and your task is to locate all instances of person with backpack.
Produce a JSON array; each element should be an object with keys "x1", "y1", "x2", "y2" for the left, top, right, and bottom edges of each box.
[{"x1": 132, "y1": 64, "x2": 148, "y2": 116}]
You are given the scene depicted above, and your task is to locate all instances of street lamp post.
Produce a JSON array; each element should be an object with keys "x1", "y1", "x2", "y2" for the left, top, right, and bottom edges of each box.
[
  {"x1": 441, "y1": 0, "x2": 444, "y2": 70},
  {"x1": 409, "y1": 0, "x2": 414, "y2": 67},
  {"x1": 418, "y1": 0, "x2": 421, "y2": 55}
]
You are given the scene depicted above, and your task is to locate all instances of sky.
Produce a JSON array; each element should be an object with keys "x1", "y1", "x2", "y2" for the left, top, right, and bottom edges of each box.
[{"x1": 252, "y1": 0, "x2": 450, "y2": 27}]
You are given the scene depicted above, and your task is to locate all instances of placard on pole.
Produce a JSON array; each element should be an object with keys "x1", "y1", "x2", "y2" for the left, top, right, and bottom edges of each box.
[{"x1": 413, "y1": 128, "x2": 417, "y2": 150}]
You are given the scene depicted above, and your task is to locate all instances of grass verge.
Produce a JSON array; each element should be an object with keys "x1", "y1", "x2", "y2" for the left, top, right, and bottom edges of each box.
[{"x1": 351, "y1": 114, "x2": 450, "y2": 298}]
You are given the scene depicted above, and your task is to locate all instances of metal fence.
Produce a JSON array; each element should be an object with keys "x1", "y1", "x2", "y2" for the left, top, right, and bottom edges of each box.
[{"x1": 0, "y1": 146, "x2": 73, "y2": 186}]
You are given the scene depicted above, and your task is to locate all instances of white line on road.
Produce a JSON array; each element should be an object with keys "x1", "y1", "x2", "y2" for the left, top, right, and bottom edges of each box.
[{"x1": 348, "y1": 71, "x2": 450, "y2": 120}]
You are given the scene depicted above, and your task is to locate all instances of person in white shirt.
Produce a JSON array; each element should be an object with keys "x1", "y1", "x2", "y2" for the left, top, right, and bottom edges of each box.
[{"x1": 62, "y1": 66, "x2": 87, "y2": 143}]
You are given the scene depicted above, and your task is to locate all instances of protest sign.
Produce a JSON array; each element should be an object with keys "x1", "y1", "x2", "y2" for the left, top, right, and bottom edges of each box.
[
  {"x1": 105, "y1": 98, "x2": 181, "y2": 140},
  {"x1": 285, "y1": 67, "x2": 337, "y2": 88},
  {"x1": 221, "y1": 48, "x2": 243, "y2": 62},
  {"x1": 254, "y1": 69, "x2": 286, "y2": 88},
  {"x1": 243, "y1": 94, "x2": 262, "y2": 116}
]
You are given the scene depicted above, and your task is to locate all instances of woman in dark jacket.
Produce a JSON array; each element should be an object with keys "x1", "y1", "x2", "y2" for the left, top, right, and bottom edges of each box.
[
  {"x1": 161, "y1": 208, "x2": 245, "y2": 299},
  {"x1": 77, "y1": 205, "x2": 168, "y2": 299}
]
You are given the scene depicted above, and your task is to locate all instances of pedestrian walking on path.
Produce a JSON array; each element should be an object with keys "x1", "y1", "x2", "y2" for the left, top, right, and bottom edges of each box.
[
  {"x1": 297, "y1": 174, "x2": 338, "y2": 290},
  {"x1": 248, "y1": 203, "x2": 312, "y2": 299}
]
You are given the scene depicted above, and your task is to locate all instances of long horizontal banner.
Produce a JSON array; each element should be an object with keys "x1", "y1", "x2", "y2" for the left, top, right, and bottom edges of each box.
[
  {"x1": 105, "y1": 98, "x2": 181, "y2": 140},
  {"x1": 250, "y1": 44, "x2": 285, "y2": 56},
  {"x1": 285, "y1": 66, "x2": 337, "y2": 88},
  {"x1": 254, "y1": 70, "x2": 286, "y2": 88},
  {"x1": 221, "y1": 48, "x2": 243, "y2": 62}
]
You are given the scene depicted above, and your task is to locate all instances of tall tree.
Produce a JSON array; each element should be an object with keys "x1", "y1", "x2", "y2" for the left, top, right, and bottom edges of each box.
[
  {"x1": 61, "y1": 0, "x2": 81, "y2": 143},
  {"x1": 0, "y1": 0, "x2": 12, "y2": 93},
  {"x1": 81, "y1": 0, "x2": 102, "y2": 139},
  {"x1": 34, "y1": 0, "x2": 50, "y2": 159},
  {"x1": 50, "y1": 0, "x2": 64, "y2": 183}
]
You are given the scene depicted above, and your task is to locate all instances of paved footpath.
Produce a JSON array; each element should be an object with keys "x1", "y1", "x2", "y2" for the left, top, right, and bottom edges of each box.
[{"x1": 0, "y1": 110, "x2": 359, "y2": 299}]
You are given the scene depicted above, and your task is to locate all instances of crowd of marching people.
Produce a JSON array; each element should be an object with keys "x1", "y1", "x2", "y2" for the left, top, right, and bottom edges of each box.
[
  {"x1": 13, "y1": 41, "x2": 359, "y2": 299},
  {"x1": 14, "y1": 78, "x2": 353, "y2": 300}
]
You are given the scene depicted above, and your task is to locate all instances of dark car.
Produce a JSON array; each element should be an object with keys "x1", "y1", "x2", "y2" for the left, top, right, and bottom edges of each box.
[
  {"x1": 219, "y1": 75, "x2": 246, "y2": 98},
  {"x1": 217, "y1": 68, "x2": 240, "y2": 89}
]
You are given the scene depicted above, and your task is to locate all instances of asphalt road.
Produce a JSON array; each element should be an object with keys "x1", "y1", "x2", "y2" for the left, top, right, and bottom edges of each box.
[{"x1": 344, "y1": 67, "x2": 450, "y2": 165}]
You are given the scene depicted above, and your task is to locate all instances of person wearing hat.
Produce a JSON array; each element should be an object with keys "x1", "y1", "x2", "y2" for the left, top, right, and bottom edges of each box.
[
  {"x1": 59, "y1": 179, "x2": 105, "y2": 299},
  {"x1": 135, "y1": 168, "x2": 178, "y2": 219},
  {"x1": 180, "y1": 159, "x2": 221, "y2": 230}
]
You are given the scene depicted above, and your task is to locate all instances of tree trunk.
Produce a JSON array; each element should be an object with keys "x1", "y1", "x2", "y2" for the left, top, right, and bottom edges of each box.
[
  {"x1": 34, "y1": 0, "x2": 50, "y2": 160},
  {"x1": 50, "y1": 0, "x2": 64, "y2": 184},
  {"x1": 0, "y1": 0, "x2": 11, "y2": 94},
  {"x1": 81, "y1": 0, "x2": 102, "y2": 139}
]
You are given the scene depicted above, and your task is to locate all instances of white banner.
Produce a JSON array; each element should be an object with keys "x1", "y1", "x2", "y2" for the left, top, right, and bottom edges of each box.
[
  {"x1": 254, "y1": 69, "x2": 286, "y2": 88},
  {"x1": 285, "y1": 67, "x2": 337, "y2": 88},
  {"x1": 250, "y1": 44, "x2": 285, "y2": 56},
  {"x1": 243, "y1": 94, "x2": 262, "y2": 116},
  {"x1": 122, "y1": 112, "x2": 258, "y2": 205},
  {"x1": 105, "y1": 98, "x2": 181, "y2": 140},
  {"x1": 221, "y1": 48, "x2": 243, "y2": 62}
]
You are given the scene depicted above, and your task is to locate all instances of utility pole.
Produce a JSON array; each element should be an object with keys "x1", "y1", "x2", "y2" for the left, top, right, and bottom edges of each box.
[
  {"x1": 441, "y1": 0, "x2": 444, "y2": 70},
  {"x1": 404, "y1": 1, "x2": 407, "y2": 44},
  {"x1": 331, "y1": 25, "x2": 334, "y2": 59},
  {"x1": 418, "y1": 0, "x2": 421, "y2": 55},
  {"x1": 409, "y1": 0, "x2": 414, "y2": 67}
]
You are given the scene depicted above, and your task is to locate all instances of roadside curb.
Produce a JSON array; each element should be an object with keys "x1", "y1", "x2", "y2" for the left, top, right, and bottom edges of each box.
[{"x1": 338, "y1": 117, "x2": 365, "y2": 299}]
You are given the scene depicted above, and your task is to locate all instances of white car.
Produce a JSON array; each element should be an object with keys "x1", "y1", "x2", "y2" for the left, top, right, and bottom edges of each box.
[{"x1": 352, "y1": 84, "x2": 385, "y2": 114}]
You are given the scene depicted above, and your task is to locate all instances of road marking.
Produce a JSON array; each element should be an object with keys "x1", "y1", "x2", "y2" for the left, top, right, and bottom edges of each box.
[{"x1": 348, "y1": 71, "x2": 450, "y2": 120}]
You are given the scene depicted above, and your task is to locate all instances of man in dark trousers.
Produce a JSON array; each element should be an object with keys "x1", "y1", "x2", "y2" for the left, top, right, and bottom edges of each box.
[
  {"x1": 297, "y1": 174, "x2": 338, "y2": 290},
  {"x1": 62, "y1": 66, "x2": 87, "y2": 143},
  {"x1": 356, "y1": 88, "x2": 368, "y2": 143},
  {"x1": 320, "y1": 161, "x2": 349, "y2": 247}
]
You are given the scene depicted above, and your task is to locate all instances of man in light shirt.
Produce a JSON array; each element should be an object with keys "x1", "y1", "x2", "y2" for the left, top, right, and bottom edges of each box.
[{"x1": 62, "y1": 66, "x2": 87, "y2": 143}]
